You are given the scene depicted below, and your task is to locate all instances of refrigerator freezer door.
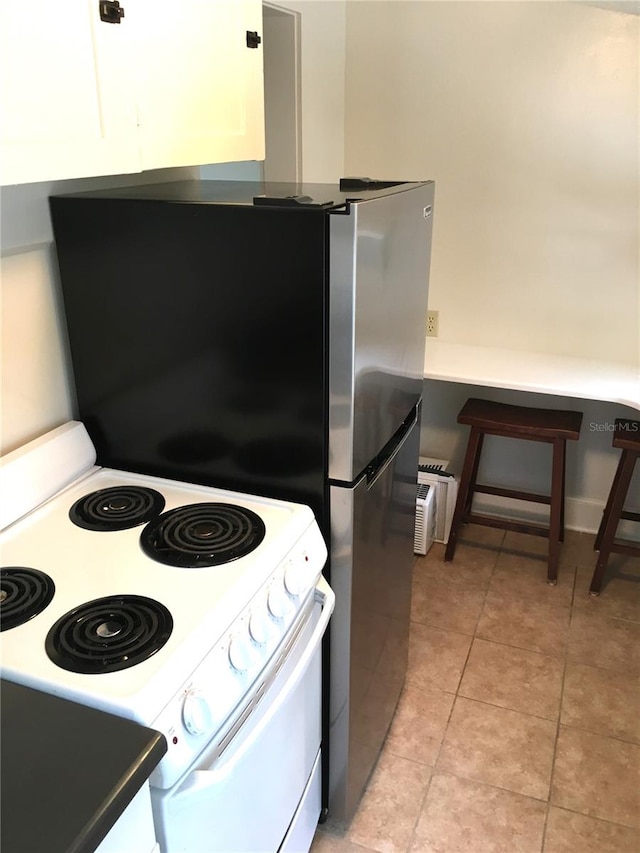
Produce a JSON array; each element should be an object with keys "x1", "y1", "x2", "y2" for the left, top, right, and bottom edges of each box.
[
  {"x1": 328, "y1": 182, "x2": 434, "y2": 483},
  {"x1": 328, "y1": 407, "x2": 420, "y2": 824}
]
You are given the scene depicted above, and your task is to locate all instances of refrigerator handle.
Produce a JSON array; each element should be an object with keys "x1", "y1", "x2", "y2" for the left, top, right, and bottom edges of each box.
[{"x1": 364, "y1": 405, "x2": 419, "y2": 490}]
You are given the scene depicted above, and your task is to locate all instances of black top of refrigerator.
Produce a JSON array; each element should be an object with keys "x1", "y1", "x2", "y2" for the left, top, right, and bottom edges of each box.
[{"x1": 52, "y1": 177, "x2": 430, "y2": 209}]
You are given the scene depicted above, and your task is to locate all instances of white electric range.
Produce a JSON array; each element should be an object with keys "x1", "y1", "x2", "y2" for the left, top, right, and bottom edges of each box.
[{"x1": 0, "y1": 422, "x2": 333, "y2": 853}]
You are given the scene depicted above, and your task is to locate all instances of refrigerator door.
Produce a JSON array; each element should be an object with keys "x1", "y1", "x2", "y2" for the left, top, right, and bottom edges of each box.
[
  {"x1": 328, "y1": 404, "x2": 420, "y2": 824},
  {"x1": 328, "y1": 182, "x2": 434, "y2": 483}
]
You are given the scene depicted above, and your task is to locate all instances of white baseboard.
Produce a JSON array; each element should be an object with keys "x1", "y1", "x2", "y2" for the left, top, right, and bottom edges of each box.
[{"x1": 471, "y1": 494, "x2": 640, "y2": 542}]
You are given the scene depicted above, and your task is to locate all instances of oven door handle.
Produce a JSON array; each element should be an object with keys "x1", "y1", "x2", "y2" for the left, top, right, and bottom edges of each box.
[{"x1": 169, "y1": 577, "x2": 335, "y2": 802}]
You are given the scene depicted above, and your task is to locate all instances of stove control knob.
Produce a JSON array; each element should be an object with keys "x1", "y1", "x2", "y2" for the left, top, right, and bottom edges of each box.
[
  {"x1": 284, "y1": 559, "x2": 309, "y2": 598},
  {"x1": 267, "y1": 584, "x2": 292, "y2": 620},
  {"x1": 182, "y1": 689, "x2": 214, "y2": 737},
  {"x1": 228, "y1": 632, "x2": 258, "y2": 673},
  {"x1": 249, "y1": 610, "x2": 274, "y2": 646}
]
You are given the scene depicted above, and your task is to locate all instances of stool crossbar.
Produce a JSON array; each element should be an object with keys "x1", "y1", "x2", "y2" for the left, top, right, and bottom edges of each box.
[{"x1": 444, "y1": 398, "x2": 583, "y2": 583}]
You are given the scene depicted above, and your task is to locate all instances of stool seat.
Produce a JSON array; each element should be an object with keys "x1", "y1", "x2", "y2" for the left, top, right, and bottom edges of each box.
[
  {"x1": 445, "y1": 398, "x2": 583, "y2": 584},
  {"x1": 611, "y1": 418, "x2": 640, "y2": 452},
  {"x1": 590, "y1": 419, "x2": 640, "y2": 595},
  {"x1": 457, "y1": 398, "x2": 583, "y2": 440}
]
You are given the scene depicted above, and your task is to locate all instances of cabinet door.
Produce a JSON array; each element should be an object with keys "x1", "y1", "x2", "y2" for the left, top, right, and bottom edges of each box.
[
  {"x1": 0, "y1": 0, "x2": 139, "y2": 185},
  {"x1": 130, "y1": 0, "x2": 265, "y2": 171}
]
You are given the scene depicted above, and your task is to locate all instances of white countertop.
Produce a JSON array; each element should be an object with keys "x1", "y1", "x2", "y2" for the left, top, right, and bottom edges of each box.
[{"x1": 424, "y1": 340, "x2": 640, "y2": 411}]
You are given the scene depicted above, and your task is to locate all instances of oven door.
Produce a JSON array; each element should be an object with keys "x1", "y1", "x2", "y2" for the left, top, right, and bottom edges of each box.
[{"x1": 151, "y1": 578, "x2": 334, "y2": 853}]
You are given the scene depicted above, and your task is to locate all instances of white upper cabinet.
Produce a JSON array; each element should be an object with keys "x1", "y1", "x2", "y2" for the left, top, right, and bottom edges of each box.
[
  {"x1": 131, "y1": 1, "x2": 265, "y2": 171},
  {"x1": 0, "y1": 0, "x2": 265, "y2": 186},
  {"x1": 0, "y1": 1, "x2": 139, "y2": 185}
]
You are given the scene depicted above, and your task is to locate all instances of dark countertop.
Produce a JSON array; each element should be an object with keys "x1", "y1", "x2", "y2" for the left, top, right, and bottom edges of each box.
[{"x1": 1, "y1": 680, "x2": 167, "y2": 853}]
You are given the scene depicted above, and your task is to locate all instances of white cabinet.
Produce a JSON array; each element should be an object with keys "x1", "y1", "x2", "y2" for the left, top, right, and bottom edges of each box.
[
  {"x1": 0, "y1": 1, "x2": 139, "y2": 185},
  {"x1": 131, "y1": 1, "x2": 265, "y2": 171},
  {"x1": 0, "y1": 0, "x2": 264, "y2": 186}
]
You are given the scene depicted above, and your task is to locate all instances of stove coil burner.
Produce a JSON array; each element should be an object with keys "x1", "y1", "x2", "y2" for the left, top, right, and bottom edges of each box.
[
  {"x1": 141, "y1": 503, "x2": 266, "y2": 568},
  {"x1": 45, "y1": 595, "x2": 173, "y2": 674},
  {"x1": 0, "y1": 567, "x2": 55, "y2": 631},
  {"x1": 69, "y1": 486, "x2": 165, "y2": 531}
]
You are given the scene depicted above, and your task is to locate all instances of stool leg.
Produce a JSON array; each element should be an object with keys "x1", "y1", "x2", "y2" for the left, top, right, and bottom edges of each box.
[
  {"x1": 594, "y1": 452, "x2": 626, "y2": 552},
  {"x1": 464, "y1": 433, "x2": 484, "y2": 517},
  {"x1": 445, "y1": 426, "x2": 483, "y2": 563},
  {"x1": 560, "y1": 441, "x2": 567, "y2": 543},
  {"x1": 590, "y1": 449, "x2": 635, "y2": 595},
  {"x1": 547, "y1": 438, "x2": 565, "y2": 585}
]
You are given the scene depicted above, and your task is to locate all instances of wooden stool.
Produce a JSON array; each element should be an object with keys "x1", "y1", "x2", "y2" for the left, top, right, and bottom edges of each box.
[
  {"x1": 444, "y1": 398, "x2": 583, "y2": 583},
  {"x1": 590, "y1": 419, "x2": 640, "y2": 595}
]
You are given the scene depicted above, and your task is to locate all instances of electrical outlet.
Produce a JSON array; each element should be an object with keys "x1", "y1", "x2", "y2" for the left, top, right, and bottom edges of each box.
[{"x1": 426, "y1": 310, "x2": 439, "y2": 337}]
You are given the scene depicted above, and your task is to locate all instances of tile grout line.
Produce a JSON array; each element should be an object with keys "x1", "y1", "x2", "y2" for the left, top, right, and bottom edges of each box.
[
  {"x1": 403, "y1": 538, "x2": 501, "y2": 852},
  {"x1": 540, "y1": 557, "x2": 578, "y2": 852},
  {"x1": 557, "y1": 719, "x2": 640, "y2": 749},
  {"x1": 404, "y1": 766, "x2": 437, "y2": 853},
  {"x1": 416, "y1": 559, "x2": 555, "y2": 849},
  {"x1": 448, "y1": 537, "x2": 570, "y2": 853}
]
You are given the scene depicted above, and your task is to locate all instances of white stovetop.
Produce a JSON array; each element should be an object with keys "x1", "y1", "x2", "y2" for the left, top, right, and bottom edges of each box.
[{"x1": 0, "y1": 465, "x2": 315, "y2": 720}]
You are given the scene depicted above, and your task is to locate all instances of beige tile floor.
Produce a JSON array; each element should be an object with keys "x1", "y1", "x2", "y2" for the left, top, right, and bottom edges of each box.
[{"x1": 312, "y1": 526, "x2": 640, "y2": 853}]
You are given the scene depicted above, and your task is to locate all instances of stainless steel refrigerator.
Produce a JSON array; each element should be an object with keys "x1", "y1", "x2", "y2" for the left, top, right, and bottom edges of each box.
[{"x1": 49, "y1": 177, "x2": 435, "y2": 824}]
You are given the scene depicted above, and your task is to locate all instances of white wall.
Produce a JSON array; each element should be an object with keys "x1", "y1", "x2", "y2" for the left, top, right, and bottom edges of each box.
[
  {"x1": 0, "y1": 167, "x2": 199, "y2": 454},
  {"x1": 344, "y1": 0, "x2": 639, "y2": 365},
  {"x1": 342, "y1": 0, "x2": 639, "y2": 530},
  {"x1": 200, "y1": 161, "x2": 262, "y2": 181}
]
